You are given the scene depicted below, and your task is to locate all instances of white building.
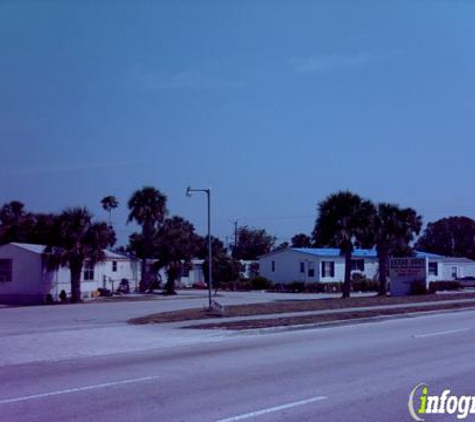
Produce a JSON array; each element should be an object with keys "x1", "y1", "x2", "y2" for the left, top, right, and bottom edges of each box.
[
  {"x1": 259, "y1": 248, "x2": 379, "y2": 284},
  {"x1": 259, "y1": 248, "x2": 475, "y2": 285},
  {"x1": 0, "y1": 243, "x2": 140, "y2": 304}
]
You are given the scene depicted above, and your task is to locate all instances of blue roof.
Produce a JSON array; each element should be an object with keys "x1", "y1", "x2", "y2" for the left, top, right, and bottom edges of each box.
[
  {"x1": 414, "y1": 250, "x2": 444, "y2": 259},
  {"x1": 291, "y1": 248, "x2": 378, "y2": 258},
  {"x1": 291, "y1": 248, "x2": 445, "y2": 259}
]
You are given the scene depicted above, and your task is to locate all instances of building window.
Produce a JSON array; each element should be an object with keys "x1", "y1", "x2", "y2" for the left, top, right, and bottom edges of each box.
[
  {"x1": 84, "y1": 263, "x2": 94, "y2": 281},
  {"x1": 322, "y1": 261, "x2": 335, "y2": 278},
  {"x1": 428, "y1": 262, "x2": 438, "y2": 276},
  {"x1": 300, "y1": 262, "x2": 305, "y2": 273},
  {"x1": 308, "y1": 261, "x2": 315, "y2": 278},
  {"x1": 451, "y1": 267, "x2": 458, "y2": 279},
  {"x1": 112, "y1": 261, "x2": 118, "y2": 272},
  {"x1": 351, "y1": 259, "x2": 365, "y2": 272},
  {"x1": 272, "y1": 261, "x2": 275, "y2": 272},
  {"x1": 0, "y1": 259, "x2": 12, "y2": 282}
]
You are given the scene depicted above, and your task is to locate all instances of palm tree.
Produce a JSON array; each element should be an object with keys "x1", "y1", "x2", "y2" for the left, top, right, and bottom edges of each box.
[
  {"x1": 312, "y1": 191, "x2": 376, "y2": 298},
  {"x1": 44, "y1": 208, "x2": 116, "y2": 303},
  {"x1": 101, "y1": 195, "x2": 119, "y2": 226},
  {"x1": 155, "y1": 216, "x2": 199, "y2": 295},
  {"x1": 127, "y1": 187, "x2": 168, "y2": 291},
  {"x1": 374, "y1": 203, "x2": 422, "y2": 296}
]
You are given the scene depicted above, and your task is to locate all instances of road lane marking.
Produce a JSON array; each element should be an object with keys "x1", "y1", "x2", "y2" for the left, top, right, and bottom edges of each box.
[
  {"x1": 215, "y1": 396, "x2": 328, "y2": 422},
  {"x1": 0, "y1": 375, "x2": 161, "y2": 405},
  {"x1": 413, "y1": 328, "x2": 470, "y2": 338}
]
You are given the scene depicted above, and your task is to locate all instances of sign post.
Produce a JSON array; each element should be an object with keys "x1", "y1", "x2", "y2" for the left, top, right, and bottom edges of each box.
[{"x1": 389, "y1": 258, "x2": 427, "y2": 296}]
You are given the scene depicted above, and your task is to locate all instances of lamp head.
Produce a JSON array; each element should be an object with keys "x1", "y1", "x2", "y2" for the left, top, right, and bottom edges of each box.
[{"x1": 186, "y1": 186, "x2": 192, "y2": 197}]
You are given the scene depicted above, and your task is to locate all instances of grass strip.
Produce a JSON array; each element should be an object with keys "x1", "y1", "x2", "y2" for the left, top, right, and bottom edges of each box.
[{"x1": 128, "y1": 292, "x2": 475, "y2": 325}]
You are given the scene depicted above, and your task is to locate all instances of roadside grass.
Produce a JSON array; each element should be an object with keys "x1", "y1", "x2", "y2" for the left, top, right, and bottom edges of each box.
[
  {"x1": 186, "y1": 302, "x2": 475, "y2": 330},
  {"x1": 128, "y1": 292, "x2": 475, "y2": 325}
]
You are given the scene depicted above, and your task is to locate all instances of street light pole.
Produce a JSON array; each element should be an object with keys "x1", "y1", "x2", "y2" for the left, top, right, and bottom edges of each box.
[{"x1": 186, "y1": 186, "x2": 213, "y2": 309}]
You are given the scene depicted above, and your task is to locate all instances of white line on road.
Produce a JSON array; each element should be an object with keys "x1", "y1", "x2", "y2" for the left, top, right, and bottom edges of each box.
[
  {"x1": 0, "y1": 375, "x2": 161, "y2": 405},
  {"x1": 413, "y1": 328, "x2": 470, "y2": 338},
  {"x1": 215, "y1": 396, "x2": 328, "y2": 422}
]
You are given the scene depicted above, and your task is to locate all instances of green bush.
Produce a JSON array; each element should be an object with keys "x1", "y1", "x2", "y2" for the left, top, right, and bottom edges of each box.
[
  {"x1": 350, "y1": 272, "x2": 379, "y2": 292},
  {"x1": 249, "y1": 276, "x2": 272, "y2": 290},
  {"x1": 287, "y1": 281, "x2": 306, "y2": 293},
  {"x1": 410, "y1": 281, "x2": 427, "y2": 295},
  {"x1": 429, "y1": 281, "x2": 462, "y2": 293}
]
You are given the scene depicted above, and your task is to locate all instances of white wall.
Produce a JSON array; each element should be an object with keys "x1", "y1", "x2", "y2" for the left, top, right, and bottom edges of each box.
[
  {"x1": 260, "y1": 250, "x2": 379, "y2": 284},
  {"x1": 442, "y1": 260, "x2": 475, "y2": 280},
  {"x1": 0, "y1": 244, "x2": 49, "y2": 304},
  {"x1": 0, "y1": 244, "x2": 142, "y2": 303}
]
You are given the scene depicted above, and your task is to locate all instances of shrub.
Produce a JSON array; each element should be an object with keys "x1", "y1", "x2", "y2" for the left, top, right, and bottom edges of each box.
[
  {"x1": 322, "y1": 282, "x2": 343, "y2": 293},
  {"x1": 287, "y1": 281, "x2": 306, "y2": 293},
  {"x1": 234, "y1": 279, "x2": 253, "y2": 291},
  {"x1": 351, "y1": 272, "x2": 379, "y2": 292},
  {"x1": 249, "y1": 276, "x2": 272, "y2": 290},
  {"x1": 429, "y1": 281, "x2": 462, "y2": 293},
  {"x1": 410, "y1": 281, "x2": 427, "y2": 295}
]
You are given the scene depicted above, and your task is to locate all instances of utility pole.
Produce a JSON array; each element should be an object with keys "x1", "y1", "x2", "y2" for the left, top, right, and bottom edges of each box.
[{"x1": 233, "y1": 220, "x2": 239, "y2": 258}]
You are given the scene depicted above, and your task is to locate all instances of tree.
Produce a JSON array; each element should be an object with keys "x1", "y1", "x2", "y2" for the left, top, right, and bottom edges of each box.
[
  {"x1": 200, "y1": 237, "x2": 241, "y2": 292},
  {"x1": 415, "y1": 216, "x2": 475, "y2": 260},
  {"x1": 155, "y1": 216, "x2": 199, "y2": 295},
  {"x1": 0, "y1": 201, "x2": 35, "y2": 244},
  {"x1": 0, "y1": 201, "x2": 55, "y2": 245},
  {"x1": 272, "y1": 241, "x2": 289, "y2": 252},
  {"x1": 373, "y1": 203, "x2": 422, "y2": 296},
  {"x1": 127, "y1": 187, "x2": 168, "y2": 291},
  {"x1": 312, "y1": 191, "x2": 375, "y2": 298},
  {"x1": 195, "y1": 236, "x2": 226, "y2": 260},
  {"x1": 291, "y1": 233, "x2": 312, "y2": 248},
  {"x1": 44, "y1": 207, "x2": 116, "y2": 303},
  {"x1": 101, "y1": 195, "x2": 119, "y2": 225},
  {"x1": 232, "y1": 226, "x2": 276, "y2": 260}
]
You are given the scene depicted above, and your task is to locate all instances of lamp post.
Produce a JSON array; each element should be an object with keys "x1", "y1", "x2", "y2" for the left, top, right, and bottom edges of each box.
[{"x1": 186, "y1": 186, "x2": 213, "y2": 309}]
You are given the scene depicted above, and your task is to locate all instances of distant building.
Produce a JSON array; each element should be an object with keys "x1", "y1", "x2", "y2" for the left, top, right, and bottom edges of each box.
[
  {"x1": 259, "y1": 248, "x2": 475, "y2": 285},
  {"x1": 0, "y1": 243, "x2": 140, "y2": 305}
]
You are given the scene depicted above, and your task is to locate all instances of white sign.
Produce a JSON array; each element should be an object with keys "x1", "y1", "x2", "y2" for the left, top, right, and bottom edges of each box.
[{"x1": 389, "y1": 258, "x2": 427, "y2": 296}]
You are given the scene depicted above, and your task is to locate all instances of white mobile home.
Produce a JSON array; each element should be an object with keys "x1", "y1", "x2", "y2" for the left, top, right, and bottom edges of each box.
[
  {"x1": 259, "y1": 248, "x2": 379, "y2": 284},
  {"x1": 260, "y1": 248, "x2": 475, "y2": 286},
  {"x1": 0, "y1": 243, "x2": 140, "y2": 305},
  {"x1": 426, "y1": 256, "x2": 475, "y2": 282}
]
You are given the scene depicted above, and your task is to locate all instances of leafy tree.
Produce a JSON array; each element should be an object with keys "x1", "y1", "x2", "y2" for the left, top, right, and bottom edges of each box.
[
  {"x1": 155, "y1": 216, "x2": 199, "y2": 295},
  {"x1": 415, "y1": 216, "x2": 475, "y2": 260},
  {"x1": 312, "y1": 191, "x2": 375, "y2": 298},
  {"x1": 0, "y1": 201, "x2": 35, "y2": 244},
  {"x1": 291, "y1": 233, "x2": 312, "y2": 248},
  {"x1": 373, "y1": 203, "x2": 422, "y2": 296},
  {"x1": 127, "y1": 186, "x2": 168, "y2": 291},
  {"x1": 44, "y1": 207, "x2": 116, "y2": 303},
  {"x1": 101, "y1": 195, "x2": 119, "y2": 225},
  {"x1": 195, "y1": 235, "x2": 227, "y2": 260},
  {"x1": 201, "y1": 237, "x2": 241, "y2": 292},
  {"x1": 232, "y1": 226, "x2": 276, "y2": 260},
  {"x1": 29, "y1": 213, "x2": 56, "y2": 245},
  {"x1": 272, "y1": 241, "x2": 289, "y2": 252},
  {"x1": 0, "y1": 201, "x2": 56, "y2": 245}
]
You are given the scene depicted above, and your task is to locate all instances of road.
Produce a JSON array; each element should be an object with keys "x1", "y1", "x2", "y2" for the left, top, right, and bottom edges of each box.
[{"x1": 1, "y1": 306, "x2": 474, "y2": 421}]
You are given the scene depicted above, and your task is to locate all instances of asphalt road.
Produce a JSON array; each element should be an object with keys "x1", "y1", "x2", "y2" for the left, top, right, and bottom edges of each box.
[{"x1": 1, "y1": 309, "x2": 475, "y2": 421}]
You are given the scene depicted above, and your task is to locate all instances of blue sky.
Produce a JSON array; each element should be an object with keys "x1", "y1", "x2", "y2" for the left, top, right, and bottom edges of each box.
[{"x1": 1, "y1": 0, "x2": 474, "y2": 246}]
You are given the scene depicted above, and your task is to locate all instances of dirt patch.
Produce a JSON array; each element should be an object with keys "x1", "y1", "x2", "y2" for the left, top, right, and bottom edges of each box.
[
  {"x1": 128, "y1": 292, "x2": 475, "y2": 325},
  {"x1": 187, "y1": 302, "x2": 475, "y2": 330}
]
